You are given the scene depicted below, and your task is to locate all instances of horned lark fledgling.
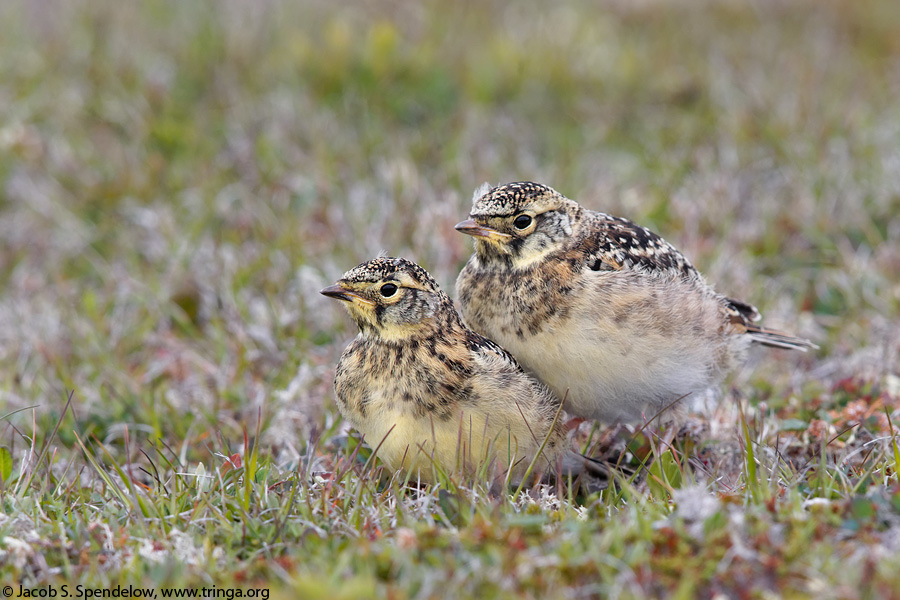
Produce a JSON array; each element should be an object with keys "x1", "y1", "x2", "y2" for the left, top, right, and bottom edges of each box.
[
  {"x1": 321, "y1": 256, "x2": 585, "y2": 484},
  {"x1": 455, "y1": 181, "x2": 816, "y2": 424}
]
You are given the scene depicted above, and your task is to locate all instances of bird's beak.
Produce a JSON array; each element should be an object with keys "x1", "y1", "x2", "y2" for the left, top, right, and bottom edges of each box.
[
  {"x1": 320, "y1": 284, "x2": 375, "y2": 306},
  {"x1": 454, "y1": 219, "x2": 512, "y2": 241}
]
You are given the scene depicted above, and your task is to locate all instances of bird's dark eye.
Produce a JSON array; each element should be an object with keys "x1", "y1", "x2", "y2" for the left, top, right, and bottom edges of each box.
[
  {"x1": 513, "y1": 214, "x2": 533, "y2": 229},
  {"x1": 380, "y1": 283, "x2": 398, "y2": 297}
]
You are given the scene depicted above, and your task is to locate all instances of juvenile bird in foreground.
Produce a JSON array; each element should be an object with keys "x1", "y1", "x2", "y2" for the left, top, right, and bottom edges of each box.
[
  {"x1": 322, "y1": 256, "x2": 593, "y2": 485},
  {"x1": 456, "y1": 181, "x2": 817, "y2": 424}
]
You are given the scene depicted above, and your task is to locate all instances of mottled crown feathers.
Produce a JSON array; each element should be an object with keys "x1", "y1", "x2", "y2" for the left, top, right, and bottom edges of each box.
[
  {"x1": 339, "y1": 256, "x2": 439, "y2": 290},
  {"x1": 470, "y1": 181, "x2": 569, "y2": 217}
]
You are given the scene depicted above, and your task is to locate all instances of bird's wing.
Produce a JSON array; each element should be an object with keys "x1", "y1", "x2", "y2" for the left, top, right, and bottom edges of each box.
[
  {"x1": 579, "y1": 212, "x2": 702, "y2": 281},
  {"x1": 578, "y1": 212, "x2": 818, "y2": 351},
  {"x1": 464, "y1": 330, "x2": 563, "y2": 422},
  {"x1": 464, "y1": 330, "x2": 522, "y2": 372}
]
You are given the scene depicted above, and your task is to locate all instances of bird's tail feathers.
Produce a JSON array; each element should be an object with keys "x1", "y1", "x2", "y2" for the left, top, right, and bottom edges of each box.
[{"x1": 746, "y1": 324, "x2": 818, "y2": 351}]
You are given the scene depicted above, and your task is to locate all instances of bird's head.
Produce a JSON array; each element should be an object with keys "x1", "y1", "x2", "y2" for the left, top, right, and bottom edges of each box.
[
  {"x1": 321, "y1": 257, "x2": 450, "y2": 340},
  {"x1": 455, "y1": 182, "x2": 579, "y2": 270}
]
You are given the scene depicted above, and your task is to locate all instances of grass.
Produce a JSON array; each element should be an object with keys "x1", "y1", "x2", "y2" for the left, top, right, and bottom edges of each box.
[{"x1": 1, "y1": 0, "x2": 900, "y2": 597}]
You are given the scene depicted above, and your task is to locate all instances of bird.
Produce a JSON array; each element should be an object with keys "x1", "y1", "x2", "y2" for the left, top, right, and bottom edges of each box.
[
  {"x1": 321, "y1": 256, "x2": 598, "y2": 485},
  {"x1": 455, "y1": 181, "x2": 817, "y2": 424}
]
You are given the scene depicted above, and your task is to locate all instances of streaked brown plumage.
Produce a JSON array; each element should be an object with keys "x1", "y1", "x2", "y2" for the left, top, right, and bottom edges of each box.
[
  {"x1": 455, "y1": 182, "x2": 816, "y2": 423},
  {"x1": 322, "y1": 256, "x2": 584, "y2": 484}
]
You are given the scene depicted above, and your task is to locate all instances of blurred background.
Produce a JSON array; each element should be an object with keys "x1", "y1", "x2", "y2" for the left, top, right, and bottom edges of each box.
[{"x1": 1, "y1": 0, "x2": 898, "y2": 461}]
